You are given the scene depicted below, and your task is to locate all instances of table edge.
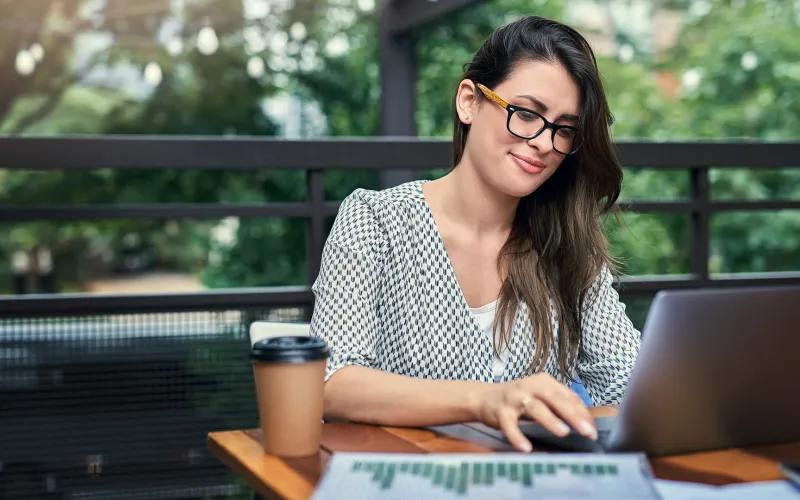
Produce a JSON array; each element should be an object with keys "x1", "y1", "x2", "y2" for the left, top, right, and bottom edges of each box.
[{"x1": 207, "y1": 431, "x2": 316, "y2": 500}]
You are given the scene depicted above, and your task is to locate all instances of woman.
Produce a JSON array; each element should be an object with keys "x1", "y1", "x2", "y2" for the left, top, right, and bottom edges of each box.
[{"x1": 309, "y1": 15, "x2": 641, "y2": 452}]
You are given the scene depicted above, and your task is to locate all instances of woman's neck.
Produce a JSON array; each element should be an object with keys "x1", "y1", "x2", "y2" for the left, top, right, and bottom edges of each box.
[{"x1": 426, "y1": 161, "x2": 519, "y2": 238}]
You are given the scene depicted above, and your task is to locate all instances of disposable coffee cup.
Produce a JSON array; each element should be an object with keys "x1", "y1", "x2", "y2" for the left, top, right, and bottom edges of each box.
[{"x1": 251, "y1": 336, "x2": 329, "y2": 457}]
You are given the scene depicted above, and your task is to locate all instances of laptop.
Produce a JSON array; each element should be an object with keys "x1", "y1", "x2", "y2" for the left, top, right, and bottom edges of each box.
[{"x1": 520, "y1": 285, "x2": 800, "y2": 457}]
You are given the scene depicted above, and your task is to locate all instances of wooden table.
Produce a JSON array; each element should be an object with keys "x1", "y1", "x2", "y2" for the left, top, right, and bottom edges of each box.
[{"x1": 208, "y1": 407, "x2": 799, "y2": 500}]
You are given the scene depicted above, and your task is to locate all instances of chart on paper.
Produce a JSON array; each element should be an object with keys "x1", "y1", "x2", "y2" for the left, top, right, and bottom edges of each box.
[{"x1": 312, "y1": 452, "x2": 661, "y2": 499}]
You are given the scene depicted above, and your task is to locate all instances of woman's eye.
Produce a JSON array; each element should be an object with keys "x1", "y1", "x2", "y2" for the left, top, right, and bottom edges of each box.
[
  {"x1": 557, "y1": 127, "x2": 576, "y2": 137},
  {"x1": 517, "y1": 111, "x2": 539, "y2": 122}
]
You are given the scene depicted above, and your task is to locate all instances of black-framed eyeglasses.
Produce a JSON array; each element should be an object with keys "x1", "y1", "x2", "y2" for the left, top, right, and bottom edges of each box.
[{"x1": 475, "y1": 82, "x2": 582, "y2": 155}]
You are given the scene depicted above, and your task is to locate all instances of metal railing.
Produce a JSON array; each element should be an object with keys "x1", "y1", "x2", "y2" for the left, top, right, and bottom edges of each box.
[{"x1": 1, "y1": 136, "x2": 800, "y2": 314}]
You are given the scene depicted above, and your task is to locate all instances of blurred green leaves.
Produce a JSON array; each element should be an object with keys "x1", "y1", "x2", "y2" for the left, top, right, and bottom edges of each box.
[{"x1": 1, "y1": 0, "x2": 799, "y2": 294}]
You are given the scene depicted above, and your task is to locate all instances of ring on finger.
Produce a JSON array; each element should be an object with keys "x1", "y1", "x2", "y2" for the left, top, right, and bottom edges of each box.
[{"x1": 520, "y1": 396, "x2": 534, "y2": 410}]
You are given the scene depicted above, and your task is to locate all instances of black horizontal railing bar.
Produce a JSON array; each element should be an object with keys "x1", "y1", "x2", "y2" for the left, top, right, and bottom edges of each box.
[
  {"x1": 0, "y1": 286, "x2": 313, "y2": 317},
  {"x1": 3, "y1": 199, "x2": 799, "y2": 223},
  {"x1": 3, "y1": 272, "x2": 800, "y2": 317},
  {"x1": 621, "y1": 201, "x2": 695, "y2": 213},
  {"x1": 0, "y1": 135, "x2": 450, "y2": 170},
  {"x1": 709, "y1": 200, "x2": 800, "y2": 211},
  {"x1": 0, "y1": 202, "x2": 343, "y2": 222},
  {"x1": 0, "y1": 136, "x2": 798, "y2": 170},
  {"x1": 617, "y1": 271, "x2": 800, "y2": 296},
  {"x1": 614, "y1": 141, "x2": 800, "y2": 168},
  {"x1": 622, "y1": 199, "x2": 800, "y2": 213}
]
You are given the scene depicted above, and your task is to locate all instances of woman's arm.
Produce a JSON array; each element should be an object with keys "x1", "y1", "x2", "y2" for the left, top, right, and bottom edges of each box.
[
  {"x1": 324, "y1": 366, "x2": 489, "y2": 427},
  {"x1": 325, "y1": 365, "x2": 598, "y2": 453}
]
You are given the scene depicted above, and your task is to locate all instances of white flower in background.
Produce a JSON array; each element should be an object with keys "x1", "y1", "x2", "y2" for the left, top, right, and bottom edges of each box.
[
  {"x1": 268, "y1": 54, "x2": 285, "y2": 71},
  {"x1": 166, "y1": 36, "x2": 183, "y2": 56},
  {"x1": 268, "y1": 30, "x2": 289, "y2": 55},
  {"x1": 741, "y1": 51, "x2": 758, "y2": 71},
  {"x1": 681, "y1": 68, "x2": 702, "y2": 92},
  {"x1": 244, "y1": 26, "x2": 266, "y2": 54},
  {"x1": 326, "y1": 7, "x2": 356, "y2": 30},
  {"x1": 247, "y1": 56, "x2": 265, "y2": 78},
  {"x1": 210, "y1": 217, "x2": 239, "y2": 248},
  {"x1": 325, "y1": 33, "x2": 349, "y2": 57},
  {"x1": 290, "y1": 22, "x2": 307, "y2": 41},
  {"x1": 357, "y1": 0, "x2": 375, "y2": 11}
]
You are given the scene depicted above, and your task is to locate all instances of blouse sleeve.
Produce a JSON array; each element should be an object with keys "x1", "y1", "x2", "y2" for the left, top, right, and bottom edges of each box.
[
  {"x1": 577, "y1": 265, "x2": 642, "y2": 405},
  {"x1": 309, "y1": 190, "x2": 388, "y2": 382}
]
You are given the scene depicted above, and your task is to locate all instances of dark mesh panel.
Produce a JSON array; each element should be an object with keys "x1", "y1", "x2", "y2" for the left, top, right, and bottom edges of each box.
[{"x1": 0, "y1": 305, "x2": 309, "y2": 500}]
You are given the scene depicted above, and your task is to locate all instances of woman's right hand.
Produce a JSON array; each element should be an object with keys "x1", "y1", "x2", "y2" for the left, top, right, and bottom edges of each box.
[{"x1": 473, "y1": 373, "x2": 597, "y2": 452}]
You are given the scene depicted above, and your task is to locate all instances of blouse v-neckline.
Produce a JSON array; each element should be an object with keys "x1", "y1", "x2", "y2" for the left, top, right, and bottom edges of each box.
[{"x1": 415, "y1": 180, "x2": 524, "y2": 380}]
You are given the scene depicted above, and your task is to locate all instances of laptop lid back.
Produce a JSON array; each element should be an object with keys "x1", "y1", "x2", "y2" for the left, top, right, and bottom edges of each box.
[{"x1": 608, "y1": 285, "x2": 800, "y2": 456}]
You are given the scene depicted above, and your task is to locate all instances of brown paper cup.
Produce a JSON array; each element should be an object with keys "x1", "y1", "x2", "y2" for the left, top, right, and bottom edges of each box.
[{"x1": 251, "y1": 336, "x2": 329, "y2": 457}]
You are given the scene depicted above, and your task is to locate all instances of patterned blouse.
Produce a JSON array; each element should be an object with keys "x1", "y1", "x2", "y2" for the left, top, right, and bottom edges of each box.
[{"x1": 309, "y1": 180, "x2": 641, "y2": 406}]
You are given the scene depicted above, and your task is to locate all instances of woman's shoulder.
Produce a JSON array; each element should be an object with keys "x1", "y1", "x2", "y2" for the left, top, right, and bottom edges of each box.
[
  {"x1": 328, "y1": 179, "x2": 427, "y2": 246},
  {"x1": 337, "y1": 179, "x2": 427, "y2": 224},
  {"x1": 342, "y1": 179, "x2": 426, "y2": 208}
]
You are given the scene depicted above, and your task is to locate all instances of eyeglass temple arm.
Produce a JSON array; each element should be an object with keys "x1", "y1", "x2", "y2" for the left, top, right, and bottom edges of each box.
[{"x1": 475, "y1": 83, "x2": 509, "y2": 109}]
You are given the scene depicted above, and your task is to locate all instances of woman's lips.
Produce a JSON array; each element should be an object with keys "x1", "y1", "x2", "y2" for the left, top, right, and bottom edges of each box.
[{"x1": 510, "y1": 153, "x2": 545, "y2": 174}]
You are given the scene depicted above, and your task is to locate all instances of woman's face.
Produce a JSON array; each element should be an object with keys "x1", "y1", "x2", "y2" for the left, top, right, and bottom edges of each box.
[{"x1": 457, "y1": 59, "x2": 582, "y2": 199}]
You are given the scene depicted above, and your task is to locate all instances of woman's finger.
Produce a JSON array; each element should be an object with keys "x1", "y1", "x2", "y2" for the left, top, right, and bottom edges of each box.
[
  {"x1": 498, "y1": 406, "x2": 532, "y2": 453},
  {"x1": 522, "y1": 397, "x2": 571, "y2": 437},
  {"x1": 525, "y1": 377, "x2": 596, "y2": 440}
]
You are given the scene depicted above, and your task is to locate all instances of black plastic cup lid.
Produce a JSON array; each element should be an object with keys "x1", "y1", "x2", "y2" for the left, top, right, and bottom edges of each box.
[{"x1": 251, "y1": 336, "x2": 329, "y2": 364}]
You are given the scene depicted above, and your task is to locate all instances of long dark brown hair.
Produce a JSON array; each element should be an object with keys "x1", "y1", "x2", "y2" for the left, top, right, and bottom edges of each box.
[{"x1": 452, "y1": 16, "x2": 622, "y2": 380}]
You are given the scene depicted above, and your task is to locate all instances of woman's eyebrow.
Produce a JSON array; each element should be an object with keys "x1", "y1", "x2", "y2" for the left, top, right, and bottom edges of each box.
[{"x1": 515, "y1": 94, "x2": 580, "y2": 122}]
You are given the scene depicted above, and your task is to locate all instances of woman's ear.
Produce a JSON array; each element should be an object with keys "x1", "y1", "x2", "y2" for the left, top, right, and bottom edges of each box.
[{"x1": 455, "y1": 79, "x2": 478, "y2": 125}]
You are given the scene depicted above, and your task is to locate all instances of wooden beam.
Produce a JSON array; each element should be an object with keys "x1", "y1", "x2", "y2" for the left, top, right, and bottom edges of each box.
[
  {"x1": 384, "y1": 0, "x2": 483, "y2": 35},
  {"x1": 378, "y1": 1, "x2": 418, "y2": 187}
]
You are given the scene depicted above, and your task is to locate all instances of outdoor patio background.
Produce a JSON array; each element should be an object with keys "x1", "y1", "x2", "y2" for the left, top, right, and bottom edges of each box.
[{"x1": 1, "y1": 1, "x2": 799, "y2": 499}]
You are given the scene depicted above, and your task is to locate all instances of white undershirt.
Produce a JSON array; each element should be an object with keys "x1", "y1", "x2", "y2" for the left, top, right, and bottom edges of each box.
[{"x1": 469, "y1": 300, "x2": 508, "y2": 382}]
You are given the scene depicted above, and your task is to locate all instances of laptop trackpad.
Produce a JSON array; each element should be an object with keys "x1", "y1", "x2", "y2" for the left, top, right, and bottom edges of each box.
[{"x1": 520, "y1": 416, "x2": 617, "y2": 452}]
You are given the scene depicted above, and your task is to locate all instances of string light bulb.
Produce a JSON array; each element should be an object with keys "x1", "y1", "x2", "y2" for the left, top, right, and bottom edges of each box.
[
  {"x1": 197, "y1": 26, "x2": 219, "y2": 55},
  {"x1": 144, "y1": 61, "x2": 163, "y2": 85},
  {"x1": 15, "y1": 49, "x2": 35, "y2": 75},
  {"x1": 29, "y1": 43, "x2": 44, "y2": 62}
]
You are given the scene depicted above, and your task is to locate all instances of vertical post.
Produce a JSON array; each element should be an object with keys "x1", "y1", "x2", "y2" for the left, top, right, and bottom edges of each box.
[
  {"x1": 306, "y1": 169, "x2": 325, "y2": 287},
  {"x1": 305, "y1": 168, "x2": 325, "y2": 322},
  {"x1": 690, "y1": 167, "x2": 710, "y2": 284},
  {"x1": 379, "y1": 0, "x2": 418, "y2": 188}
]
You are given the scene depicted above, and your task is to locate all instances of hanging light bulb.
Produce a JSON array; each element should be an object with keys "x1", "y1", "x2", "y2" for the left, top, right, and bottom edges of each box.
[
  {"x1": 246, "y1": 56, "x2": 265, "y2": 78},
  {"x1": 143, "y1": 62, "x2": 163, "y2": 86},
  {"x1": 15, "y1": 49, "x2": 35, "y2": 75},
  {"x1": 166, "y1": 36, "x2": 183, "y2": 56},
  {"x1": 197, "y1": 26, "x2": 219, "y2": 55},
  {"x1": 29, "y1": 43, "x2": 44, "y2": 62}
]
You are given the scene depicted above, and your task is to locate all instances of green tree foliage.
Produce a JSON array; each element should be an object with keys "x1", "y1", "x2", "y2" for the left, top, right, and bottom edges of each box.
[{"x1": 1, "y1": 0, "x2": 798, "y2": 295}]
